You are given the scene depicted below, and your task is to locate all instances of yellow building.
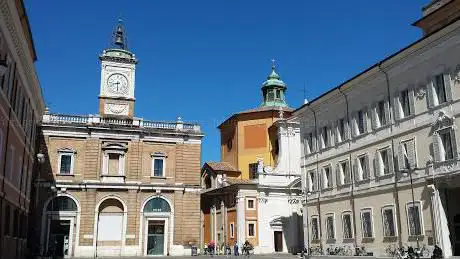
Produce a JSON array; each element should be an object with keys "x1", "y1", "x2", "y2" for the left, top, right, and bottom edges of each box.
[{"x1": 218, "y1": 63, "x2": 292, "y2": 179}]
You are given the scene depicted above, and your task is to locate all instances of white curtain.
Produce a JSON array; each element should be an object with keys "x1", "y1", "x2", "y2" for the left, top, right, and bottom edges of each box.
[{"x1": 430, "y1": 185, "x2": 452, "y2": 258}]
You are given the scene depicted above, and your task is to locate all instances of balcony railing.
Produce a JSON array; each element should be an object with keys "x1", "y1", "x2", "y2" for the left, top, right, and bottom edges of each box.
[{"x1": 42, "y1": 113, "x2": 201, "y2": 133}]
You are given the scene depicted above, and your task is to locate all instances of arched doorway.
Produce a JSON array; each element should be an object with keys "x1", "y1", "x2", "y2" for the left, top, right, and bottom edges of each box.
[
  {"x1": 95, "y1": 197, "x2": 126, "y2": 257},
  {"x1": 42, "y1": 195, "x2": 79, "y2": 258},
  {"x1": 141, "y1": 197, "x2": 173, "y2": 256}
]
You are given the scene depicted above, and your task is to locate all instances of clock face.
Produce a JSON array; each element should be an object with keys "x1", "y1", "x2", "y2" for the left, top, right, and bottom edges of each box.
[{"x1": 107, "y1": 73, "x2": 128, "y2": 95}]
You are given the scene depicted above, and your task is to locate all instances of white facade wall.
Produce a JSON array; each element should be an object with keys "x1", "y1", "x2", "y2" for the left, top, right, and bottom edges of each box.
[{"x1": 295, "y1": 18, "x2": 460, "y2": 257}]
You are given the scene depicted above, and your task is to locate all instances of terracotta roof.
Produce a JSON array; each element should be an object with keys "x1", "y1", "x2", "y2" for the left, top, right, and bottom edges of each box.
[{"x1": 205, "y1": 162, "x2": 239, "y2": 172}]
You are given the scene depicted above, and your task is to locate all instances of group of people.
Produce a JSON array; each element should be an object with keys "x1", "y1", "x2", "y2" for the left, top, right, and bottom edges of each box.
[{"x1": 205, "y1": 240, "x2": 253, "y2": 256}]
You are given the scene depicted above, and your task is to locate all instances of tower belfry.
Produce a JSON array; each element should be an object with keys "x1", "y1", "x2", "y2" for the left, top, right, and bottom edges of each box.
[
  {"x1": 98, "y1": 19, "x2": 137, "y2": 118},
  {"x1": 113, "y1": 19, "x2": 127, "y2": 50},
  {"x1": 261, "y1": 59, "x2": 288, "y2": 107}
]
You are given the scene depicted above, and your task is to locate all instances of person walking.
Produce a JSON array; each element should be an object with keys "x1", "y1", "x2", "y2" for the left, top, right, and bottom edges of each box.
[{"x1": 234, "y1": 242, "x2": 239, "y2": 256}]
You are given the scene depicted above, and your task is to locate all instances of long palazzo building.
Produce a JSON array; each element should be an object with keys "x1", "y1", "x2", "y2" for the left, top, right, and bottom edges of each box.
[
  {"x1": 28, "y1": 21, "x2": 203, "y2": 257},
  {"x1": 296, "y1": 0, "x2": 460, "y2": 257}
]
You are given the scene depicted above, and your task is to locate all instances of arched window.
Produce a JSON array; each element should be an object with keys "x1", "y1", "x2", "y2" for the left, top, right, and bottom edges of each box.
[
  {"x1": 46, "y1": 196, "x2": 77, "y2": 212},
  {"x1": 144, "y1": 198, "x2": 171, "y2": 213}
]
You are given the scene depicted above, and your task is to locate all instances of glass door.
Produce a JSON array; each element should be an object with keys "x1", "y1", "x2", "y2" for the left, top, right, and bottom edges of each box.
[{"x1": 147, "y1": 221, "x2": 165, "y2": 255}]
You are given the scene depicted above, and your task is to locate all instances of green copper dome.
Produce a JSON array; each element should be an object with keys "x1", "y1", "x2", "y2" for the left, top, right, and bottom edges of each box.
[{"x1": 261, "y1": 61, "x2": 288, "y2": 107}]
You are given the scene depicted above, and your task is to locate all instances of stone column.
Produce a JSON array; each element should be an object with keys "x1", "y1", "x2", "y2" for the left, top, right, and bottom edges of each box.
[{"x1": 236, "y1": 194, "x2": 245, "y2": 247}]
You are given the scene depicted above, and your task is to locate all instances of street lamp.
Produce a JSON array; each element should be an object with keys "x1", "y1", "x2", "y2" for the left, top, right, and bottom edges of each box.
[{"x1": 402, "y1": 166, "x2": 420, "y2": 251}]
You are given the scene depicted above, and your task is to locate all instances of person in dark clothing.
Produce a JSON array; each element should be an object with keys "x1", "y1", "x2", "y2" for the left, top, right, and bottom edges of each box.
[{"x1": 234, "y1": 242, "x2": 239, "y2": 256}]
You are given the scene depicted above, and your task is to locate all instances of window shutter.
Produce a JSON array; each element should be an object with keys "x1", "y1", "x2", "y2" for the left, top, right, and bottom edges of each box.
[
  {"x1": 394, "y1": 96, "x2": 401, "y2": 120},
  {"x1": 388, "y1": 148, "x2": 395, "y2": 174},
  {"x1": 373, "y1": 156, "x2": 379, "y2": 178},
  {"x1": 352, "y1": 115, "x2": 358, "y2": 137},
  {"x1": 409, "y1": 89, "x2": 416, "y2": 116},
  {"x1": 371, "y1": 104, "x2": 378, "y2": 130},
  {"x1": 363, "y1": 109, "x2": 369, "y2": 133},
  {"x1": 384, "y1": 100, "x2": 391, "y2": 124},
  {"x1": 398, "y1": 143, "x2": 405, "y2": 171},
  {"x1": 407, "y1": 139, "x2": 417, "y2": 168},
  {"x1": 335, "y1": 121, "x2": 341, "y2": 143},
  {"x1": 319, "y1": 168, "x2": 326, "y2": 189},
  {"x1": 427, "y1": 81, "x2": 435, "y2": 108},
  {"x1": 346, "y1": 161, "x2": 351, "y2": 183},
  {"x1": 375, "y1": 151, "x2": 383, "y2": 177},
  {"x1": 312, "y1": 133, "x2": 317, "y2": 152},
  {"x1": 336, "y1": 163, "x2": 342, "y2": 186},
  {"x1": 328, "y1": 126, "x2": 334, "y2": 147},
  {"x1": 344, "y1": 119, "x2": 350, "y2": 140},
  {"x1": 444, "y1": 74, "x2": 453, "y2": 102},
  {"x1": 433, "y1": 133, "x2": 442, "y2": 162},
  {"x1": 451, "y1": 129, "x2": 458, "y2": 159},
  {"x1": 119, "y1": 155, "x2": 125, "y2": 175},
  {"x1": 354, "y1": 158, "x2": 360, "y2": 182},
  {"x1": 365, "y1": 155, "x2": 371, "y2": 179}
]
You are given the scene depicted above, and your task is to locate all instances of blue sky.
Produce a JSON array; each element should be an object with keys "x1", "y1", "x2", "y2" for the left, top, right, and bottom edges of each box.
[{"x1": 26, "y1": 0, "x2": 427, "y2": 163}]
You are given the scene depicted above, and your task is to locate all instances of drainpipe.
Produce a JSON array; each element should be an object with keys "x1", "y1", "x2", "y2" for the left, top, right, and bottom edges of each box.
[
  {"x1": 306, "y1": 106, "x2": 322, "y2": 253},
  {"x1": 378, "y1": 62, "x2": 403, "y2": 248},
  {"x1": 338, "y1": 88, "x2": 358, "y2": 250}
]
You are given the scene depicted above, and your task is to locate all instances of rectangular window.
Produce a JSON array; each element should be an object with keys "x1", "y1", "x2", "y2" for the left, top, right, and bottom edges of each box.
[
  {"x1": 342, "y1": 213, "x2": 353, "y2": 239},
  {"x1": 376, "y1": 148, "x2": 392, "y2": 176},
  {"x1": 4, "y1": 204, "x2": 10, "y2": 236},
  {"x1": 305, "y1": 132, "x2": 314, "y2": 154},
  {"x1": 357, "y1": 110, "x2": 365, "y2": 135},
  {"x1": 247, "y1": 198, "x2": 255, "y2": 210},
  {"x1": 153, "y1": 158, "x2": 164, "y2": 177},
  {"x1": 249, "y1": 163, "x2": 258, "y2": 179},
  {"x1": 399, "y1": 139, "x2": 416, "y2": 170},
  {"x1": 6, "y1": 145, "x2": 15, "y2": 181},
  {"x1": 308, "y1": 170, "x2": 317, "y2": 192},
  {"x1": 382, "y1": 206, "x2": 397, "y2": 237},
  {"x1": 338, "y1": 160, "x2": 350, "y2": 185},
  {"x1": 434, "y1": 74, "x2": 447, "y2": 105},
  {"x1": 311, "y1": 217, "x2": 319, "y2": 240},
  {"x1": 401, "y1": 89, "x2": 411, "y2": 118},
  {"x1": 439, "y1": 129, "x2": 454, "y2": 161},
  {"x1": 407, "y1": 202, "x2": 423, "y2": 236},
  {"x1": 321, "y1": 126, "x2": 328, "y2": 149},
  {"x1": 361, "y1": 209, "x2": 373, "y2": 238},
  {"x1": 108, "y1": 153, "x2": 120, "y2": 175},
  {"x1": 230, "y1": 223, "x2": 235, "y2": 238},
  {"x1": 322, "y1": 166, "x2": 332, "y2": 189},
  {"x1": 326, "y1": 214, "x2": 335, "y2": 239},
  {"x1": 247, "y1": 222, "x2": 256, "y2": 237},
  {"x1": 338, "y1": 118, "x2": 346, "y2": 142},
  {"x1": 357, "y1": 155, "x2": 369, "y2": 181},
  {"x1": 377, "y1": 100, "x2": 387, "y2": 126},
  {"x1": 59, "y1": 154, "x2": 73, "y2": 175}
]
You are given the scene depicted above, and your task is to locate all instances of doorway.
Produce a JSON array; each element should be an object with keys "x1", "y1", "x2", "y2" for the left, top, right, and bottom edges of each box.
[
  {"x1": 274, "y1": 231, "x2": 283, "y2": 252},
  {"x1": 147, "y1": 221, "x2": 165, "y2": 255},
  {"x1": 47, "y1": 220, "x2": 71, "y2": 258}
]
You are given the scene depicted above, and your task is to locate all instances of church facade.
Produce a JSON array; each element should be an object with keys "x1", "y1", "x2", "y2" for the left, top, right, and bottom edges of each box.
[
  {"x1": 28, "y1": 21, "x2": 203, "y2": 257},
  {"x1": 201, "y1": 64, "x2": 303, "y2": 254}
]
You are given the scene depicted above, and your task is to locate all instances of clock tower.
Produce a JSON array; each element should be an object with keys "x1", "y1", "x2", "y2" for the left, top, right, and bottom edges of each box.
[{"x1": 99, "y1": 19, "x2": 137, "y2": 118}]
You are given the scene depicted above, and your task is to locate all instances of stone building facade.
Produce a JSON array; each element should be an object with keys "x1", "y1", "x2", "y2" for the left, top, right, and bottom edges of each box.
[
  {"x1": 28, "y1": 21, "x2": 203, "y2": 257},
  {"x1": 0, "y1": 1, "x2": 45, "y2": 259},
  {"x1": 295, "y1": 0, "x2": 460, "y2": 257}
]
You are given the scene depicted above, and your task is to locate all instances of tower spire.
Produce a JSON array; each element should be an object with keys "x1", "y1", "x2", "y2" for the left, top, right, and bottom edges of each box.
[{"x1": 113, "y1": 19, "x2": 127, "y2": 50}]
